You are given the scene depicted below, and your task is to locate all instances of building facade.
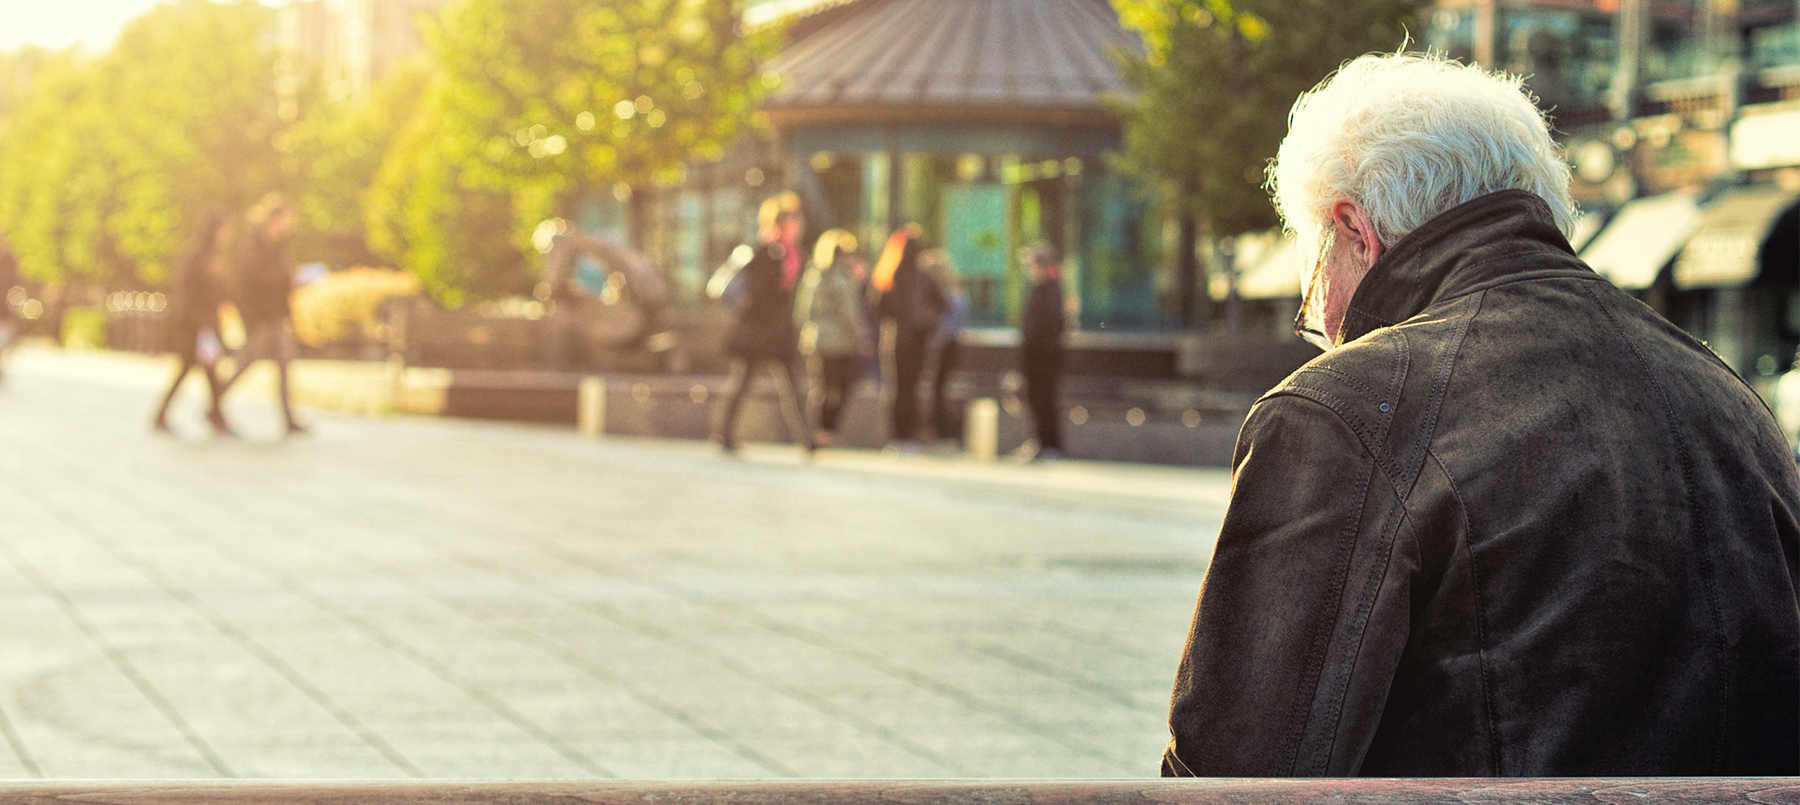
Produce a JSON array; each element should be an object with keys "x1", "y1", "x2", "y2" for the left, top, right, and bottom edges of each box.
[
  {"x1": 1218, "y1": 0, "x2": 1800, "y2": 388},
  {"x1": 635, "y1": 0, "x2": 1167, "y2": 336},
  {"x1": 603, "y1": 0, "x2": 1800, "y2": 382}
]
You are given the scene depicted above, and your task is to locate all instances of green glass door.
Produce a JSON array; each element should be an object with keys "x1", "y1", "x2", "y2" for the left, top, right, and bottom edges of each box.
[{"x1": 944, "y1": 183, "x2": 1009, "y2": 326}]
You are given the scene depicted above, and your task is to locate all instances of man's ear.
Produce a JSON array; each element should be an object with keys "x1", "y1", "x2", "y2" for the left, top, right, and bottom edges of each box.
[{"x1": 1330, "y1": 200, "x2": 1384, "y2": 267}]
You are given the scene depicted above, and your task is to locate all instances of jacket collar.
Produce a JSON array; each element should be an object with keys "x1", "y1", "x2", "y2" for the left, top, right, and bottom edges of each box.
[{"x1": 1337, "y1": 189, "x2": 1585, "y2": 345}]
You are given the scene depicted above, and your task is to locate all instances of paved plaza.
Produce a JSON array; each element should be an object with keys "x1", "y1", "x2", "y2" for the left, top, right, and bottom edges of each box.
[{"x1": 0, "y1": 347, "x2": 1229, "y2": 779}]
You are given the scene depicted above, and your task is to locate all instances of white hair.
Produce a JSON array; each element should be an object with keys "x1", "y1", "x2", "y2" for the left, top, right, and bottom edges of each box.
[{"x1": 1269, "y1": 52, "x2": 1576, "y2": 270}]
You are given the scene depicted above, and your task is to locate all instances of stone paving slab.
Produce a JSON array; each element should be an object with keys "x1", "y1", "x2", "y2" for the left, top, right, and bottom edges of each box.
[{"x1": 0, "y1": 346, "x2": 1226, "y2": 779}]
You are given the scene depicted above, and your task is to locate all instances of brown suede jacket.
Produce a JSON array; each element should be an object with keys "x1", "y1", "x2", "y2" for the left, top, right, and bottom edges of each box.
[{"x1": 1164, "y1": 189, "x2": 1800, "y2": 776}]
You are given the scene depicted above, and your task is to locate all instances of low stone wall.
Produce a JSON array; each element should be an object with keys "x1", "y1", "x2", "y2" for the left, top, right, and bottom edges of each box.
[{"x1": 261, "y1": 363, "x2": 1249, "y2": 466}]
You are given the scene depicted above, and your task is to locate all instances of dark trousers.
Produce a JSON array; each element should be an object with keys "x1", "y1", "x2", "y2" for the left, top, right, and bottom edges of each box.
[
  {"x1": 716, "y1": 356, "x2": 812, "y2": 448},
  {"x1": 219, "y1": 318, "x2": 299, "y2": 428},
  {"x1": 813, "y1": 354, "x2": 857, "y2": 434},
  {"x1": 1024, "y1": 358, "x2": 1063, "y2": 452},
  {"x1": 152, "y1": 353, "x2": 225, "y2": 426},
  {"x1": 931, "y1": 339, "x2": 960, "y2": 440},
  {"x1": 891, "y1": 329, "x2": 929, "y2": 442}
]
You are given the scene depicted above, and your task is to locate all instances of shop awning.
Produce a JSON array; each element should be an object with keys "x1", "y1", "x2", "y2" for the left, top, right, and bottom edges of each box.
[
  {"x1": 1209, "y1": 231, "x2": 1302, "y2": 301},
  {"x1": 1673, "y1": 184, "x2": 1800, "y2": 289},
  {"x1": 762, "y1": 0, "x2": 1138, "y2": 129},
  {"x1": 1579, "y1": 190, "x2": 1703, "y2": 289}
]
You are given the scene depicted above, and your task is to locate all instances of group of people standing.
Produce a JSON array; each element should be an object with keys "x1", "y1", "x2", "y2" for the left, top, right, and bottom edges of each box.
[
  {"x1": 712, "y1": 191, "x2": 1065, "y2": 459},
  {"x1": 151, "y1": 192, "x2": 306, "y2": 437}
]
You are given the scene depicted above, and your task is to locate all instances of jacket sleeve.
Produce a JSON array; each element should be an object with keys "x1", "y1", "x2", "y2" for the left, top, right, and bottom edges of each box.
[
  {"x1": 794, "y1": 268, "x2": 820, "y2": 326},
  {"x1": 1163, "y1": 392, "x2": 1414, "y2": 777}
]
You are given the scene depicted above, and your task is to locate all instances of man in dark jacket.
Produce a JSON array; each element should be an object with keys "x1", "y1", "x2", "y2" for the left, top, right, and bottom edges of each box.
[
  {"x1": 713, "y1": 191, "x2": 814, "y2": 455},
  {"x1": 1019, "y1": 242, "x2": 1065, "y2": 460},
  {"x1": 1163, "y1": 53, "x2": 1800, "y2": 777},
  {"x1": 219, "y1": 193, "x2": 305, "y2": 435}
]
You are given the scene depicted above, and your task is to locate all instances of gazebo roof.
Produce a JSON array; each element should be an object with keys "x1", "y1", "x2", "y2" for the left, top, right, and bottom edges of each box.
[{"x1": 762, "y1": 0, "x2": 1139, "y2": 129}]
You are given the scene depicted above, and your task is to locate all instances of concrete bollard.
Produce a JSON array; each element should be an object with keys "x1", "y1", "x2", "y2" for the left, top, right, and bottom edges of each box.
[
  {"x1": 966, "y1": 398, "x2": 999, "y2": 461},
  {"x1": 578, "y1": 376, "x2": 606, "y2": 438}
]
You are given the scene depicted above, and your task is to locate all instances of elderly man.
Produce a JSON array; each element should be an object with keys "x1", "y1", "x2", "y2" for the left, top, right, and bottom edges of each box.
[{"x1": 1163, "y1": 53, "x2": 1800, "y2": 777}]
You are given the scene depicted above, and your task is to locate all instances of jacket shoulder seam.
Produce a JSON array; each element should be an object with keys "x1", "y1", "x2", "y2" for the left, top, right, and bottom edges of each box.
[
  {"x1": 1312, "y1": 468, "x2": 1412, "y2": 773},
  {"x1": 1260, "y1": 388, "x2": 1391, "y2": 475}
]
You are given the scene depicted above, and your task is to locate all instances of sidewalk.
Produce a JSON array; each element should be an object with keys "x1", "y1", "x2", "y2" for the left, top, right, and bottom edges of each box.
[
  {"x1": 8, "y1": 343, "x2": 1234, "y2": 508},
  {"x1": 0, "y1": 346, "x2": 1226, "y2": 779}
]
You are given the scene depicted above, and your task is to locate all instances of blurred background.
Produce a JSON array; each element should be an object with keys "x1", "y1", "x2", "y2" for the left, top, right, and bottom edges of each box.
[
  {"x1": 0, "y1": 0, "x2": 1792, "y2": 461},
  {"x1": 0, "y1": 0, "x2": 1792, "y2": 782}
]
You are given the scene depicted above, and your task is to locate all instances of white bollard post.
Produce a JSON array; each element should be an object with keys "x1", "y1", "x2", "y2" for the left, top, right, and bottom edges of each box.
[
  {"x1": 966, "y1": 397, "x2": 999, "y2": 461},
  {"x1": 578, "y1": 376, "x2": 606, "y2": 438}
]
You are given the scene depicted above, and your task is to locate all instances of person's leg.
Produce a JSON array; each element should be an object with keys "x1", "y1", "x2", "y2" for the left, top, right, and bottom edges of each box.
[
  {"x1": 774, "y1": 357, "x2": 814, "y2": 451},
  {"x1": 803, "y1": 354, "x2": 823, "y2": 433},
  {"x1": 199, "y1": 359, "x2": 234, "y2": 434},
  {"x1": 1028, "y1": 361, "x2": 1064, "y2": 453},
  {"x1": 892, "y1": 331, "x2": 926, "y2": 442},
  {"x1": 274, "y1": 320, "x2": 302, "y2": 432},
  {"x1": 218, "y1": 321, "x2": 275, "y2": 394},
  {"x1": 932, "y1": 339, "x2": 960, "y2": 440},
  {"x1": 152, "y1": 358, "x2": 197, "y2": 430},
  {"x1": 820, "y1": 355, "x2": 852, "y2": 434},
  {"x1": 713, "y1": 357, "x2": 752, "y2": 450}
]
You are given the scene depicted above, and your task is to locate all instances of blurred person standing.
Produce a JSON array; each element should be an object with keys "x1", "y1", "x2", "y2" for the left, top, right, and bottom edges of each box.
[
  {"x1": 151, "y1": 210, "x2": 234, "y2": 435},
  {"x1": 920, "y1": 248, "x2": 967, "y2": 444},
  {"x1": 713, "y1": 192, "x2": 814, "y2": 455},
  {"x1": 870, "y1": 226, "x2": 946, "y2": 449},
  {"x1": 0, "y1": 233, "x2": 19, "y2": 380},
  {"x1": 219, "y1": 193, "x2": 306, "y2": 435},
  {"x1": 1019, "y1": 242, "x2": 1065, "y2": 460},
  {"x1": 796, "y1": 228, "x2": 867, "y2": 447}
]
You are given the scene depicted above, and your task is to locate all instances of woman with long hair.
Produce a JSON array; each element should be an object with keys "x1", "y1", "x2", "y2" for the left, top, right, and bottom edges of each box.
[
  {"x1": 869, "y1": 226, "x2": 946, "y2": 448},
  {"x1": 796, "y1": 229, "x2": 867, "y2": 446},
  {"x1": 151, "y1": 209, "x2": 234, "y2": 435}
]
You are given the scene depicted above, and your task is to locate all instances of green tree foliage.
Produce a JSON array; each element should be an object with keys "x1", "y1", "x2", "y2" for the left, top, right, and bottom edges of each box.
[
  {"x1": 1113, "y1": 0, "x2": 1419, "y2": 325},
  {"x1": 1116, "y1": 0, "x2": 1421, "y2": 235},
  {"x1": 285, "y1": 60, "x2": 434, "y2": 270},
  {"x1": 0, "y1": 57, "x2": 127, "y2": 285},
  {"x1": 0, "y1": 0, "x2": 284, "y2": 287},
  {"x1": 364, "y1": 72, "x2": 532, "y2": 307},
  {"x1": 366, "y1": 0, "x2": 774, "y2": 305}
]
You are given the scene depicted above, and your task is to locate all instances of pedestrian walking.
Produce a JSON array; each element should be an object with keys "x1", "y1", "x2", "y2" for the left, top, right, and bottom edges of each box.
[
  {"x1": 1162, "y1": 52, "x2": 1800, "y2": 778},
  {"x1": 218, "y1": 193, "x2": 306, "y2": 435},
  {"x1": 920, "y1": 249, "x2": 967, "y2": 444},
  {"x1": 796, "y1": 228, "x2": 867, "y2": 447},
  {"x1": 712, "y1": 191, "x2": 814, "y2": 455},
  {"x1": 869, "y1": 226, "x2": 946, "y2": 449},
  {"x1": 1019, "y1": 241, "x2": 1065, "y2": 460},
  {"x1": 151, "y1": 210, "x2": 234, "y2": 435}
]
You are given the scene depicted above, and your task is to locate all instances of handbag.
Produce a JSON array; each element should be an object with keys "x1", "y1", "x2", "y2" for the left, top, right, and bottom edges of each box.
[
  {"x1": 196, "y1": 328, "x2": 224, "y2": 366},
  {"x1": 706, "y1": 244, "x2": 756, "y2": 312}
]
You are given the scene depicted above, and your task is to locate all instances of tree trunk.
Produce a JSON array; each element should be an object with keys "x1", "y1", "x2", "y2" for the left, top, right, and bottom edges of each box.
[{"x1": 1177, "y1": 210, "x2": 1200, "y2": 330}]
